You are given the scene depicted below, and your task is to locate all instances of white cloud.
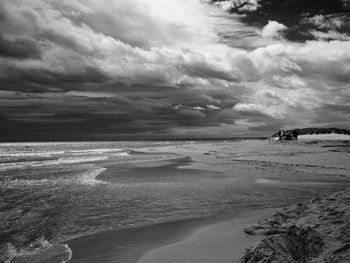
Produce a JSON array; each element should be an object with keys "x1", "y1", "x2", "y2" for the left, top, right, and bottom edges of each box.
[
  {"x1": 310, "y1": 30, "x2": 350, "y2": 41},
  {"x1": 1, "y1": 0, "x2": 350, "y2": 134},
  {"x1": 262, "y1": 21, "x2": 287, "y2": 39},
  {"x1": 305, "y1": 15, "x2": 345, "y2": 30},
  {"x1": 207, "y1": 105, "x2": 221, "y2": 110},
  {"x1": 4, "y1": 0, "x2": 348, "y2": 89},
  {"x1": 302, "y1": 14, "x2": 350, "y2": 41},
  {"x1": 233, "y1": 103, "x2": 284, "y2": 118}
]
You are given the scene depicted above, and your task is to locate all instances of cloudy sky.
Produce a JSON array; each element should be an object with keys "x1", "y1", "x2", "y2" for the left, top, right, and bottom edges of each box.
[{"x1": 0, "y1": 0, "x2": 349, "y2": 141}]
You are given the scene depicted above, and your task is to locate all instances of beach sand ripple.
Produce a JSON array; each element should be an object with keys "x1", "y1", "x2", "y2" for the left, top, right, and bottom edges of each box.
[{"x1": 242, "y1": 189, "x2": 350, "y2": 262}]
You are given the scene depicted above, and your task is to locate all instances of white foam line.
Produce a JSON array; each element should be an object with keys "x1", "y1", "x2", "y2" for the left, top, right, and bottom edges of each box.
[
  {"x1": 0, "y1": 156, "x2": 110, "y2": 171},
  {"x1": 3, "y1": 167, "x2": 108, "y2": 188},
  {"x1": 0, "y1": 151, "x2": 66, "y2": 157},
  {"x1": 0, "y1": 152, "x2": 130, "y2": 172},
  {"x1": 1, "y1": 149, "x2": 126, "y2": 157},
  {"x1": 76, "y1": 167, "x2": 108, "y2": 185},
  {"x1": 67, "y1": 148, "x2": 124, "y2": 153},
  {"x1": 256, "y1": 178, "x2": 281, "y2": 184},
  {"x1": 63, "y1": 244, "x2": 72, "y2": 263}
]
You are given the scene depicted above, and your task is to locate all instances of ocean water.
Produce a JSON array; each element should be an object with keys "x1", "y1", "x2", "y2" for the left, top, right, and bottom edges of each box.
[{"x1": 1, "y1": 140, "x2": 350, "y2": 262}]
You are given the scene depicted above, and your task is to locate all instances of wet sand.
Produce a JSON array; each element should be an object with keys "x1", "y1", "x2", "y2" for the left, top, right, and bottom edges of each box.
[
  {"x1": 66, "y1": 140, "x2": 350, "y2": 263},
  {"x1": 67, "y1": 214, "x2": 231, "y2": 263},
  {"x1": 67, "y1": 208, "x2": 277, "y2": 263},
  {"x1": 4, "y1": 139, "x2": 347, "y2": 262},
  {"x1": 69, "y1": 153, "x2": 265, "y2": 263},
  {"x1": 138, "y1": 208, "x2": 277, "y2": 263}
]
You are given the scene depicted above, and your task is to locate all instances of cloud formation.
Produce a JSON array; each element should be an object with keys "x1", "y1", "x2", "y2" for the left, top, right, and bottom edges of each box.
[
  {"x1": 261, "y1": 21, "x2": 287, "y2": 39},
  {"x1": 0, "y1": 0, "x2": 349, "y2": 140},
  {"x1": 302, "y1": 14, "x2": 350, "y2": 41},
  {"x1": 212, "y1": 0, "x2": 260, "y2": 13}
]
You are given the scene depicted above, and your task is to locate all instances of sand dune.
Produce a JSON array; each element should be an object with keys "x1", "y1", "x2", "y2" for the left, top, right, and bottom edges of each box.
[{"x1": 298, "y1": 134, "x2": 350, "y2": 140}]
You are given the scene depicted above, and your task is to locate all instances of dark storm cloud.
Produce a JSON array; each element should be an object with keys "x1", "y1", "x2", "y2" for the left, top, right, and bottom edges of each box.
[
  {"x1": 0, "y1": 64, "x2": 107, "y2": 86},
  {"x1": 309, "y1": 102, "x2": 350, "y2": 127},
  {"x1": 0, "y1": 34, "x2": 41, "y2": 59},
  {"x1": 177, "y1": 62, "x2": 238, "y2": 82},
  {"x1": 324, "y1": 104, "x2": 350, "y2": 113},
  {"x1": 0, "y1": 85, "x2": 240, "y2": 140},
  {"x1": 0, "y1": 0, "x2": 350, "y2": 141}
]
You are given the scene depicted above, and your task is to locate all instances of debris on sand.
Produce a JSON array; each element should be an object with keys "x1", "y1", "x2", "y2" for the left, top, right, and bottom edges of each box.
[{"x1": 241, "y1": 189, "x2": 350, "y2": 263}]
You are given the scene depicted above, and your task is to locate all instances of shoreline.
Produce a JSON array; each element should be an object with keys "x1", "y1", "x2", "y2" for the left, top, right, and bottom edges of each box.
[
  {"x1": 2, "y1": 140, "x2": 350, "y2": 263},
  {"x1": 137, "y1": 207, "x2": 278, "y2": 263},
  {"x1": 130, "y1": 188, "x2": 350, "y2": 263},
  {"x1": 67, "y1": 139, "x2": 350, "y2": 263},
  {"x1": 7, "y1": 188, "x2": 349, "y2": 263},
  {"x1": 66, "y1": 209, "x2": 246, "y2": 263},
  {"x1": 66, "y1": 206, "x2": 279, "y2": 263}
]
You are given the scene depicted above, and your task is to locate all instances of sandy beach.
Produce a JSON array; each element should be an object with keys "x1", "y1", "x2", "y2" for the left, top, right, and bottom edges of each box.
[
  {"x1": 67, "y1": 139, "x2": 350, "y2": 263},
  {"x1": 1, "y1": 139, "x2": 350, "y2": 263},
  {"x1": 2, "y1": 0, "x2": 350, "y2": 262},
  {"x1": 138, "y1": 208, "x2": 277, "y2": 263},
  {"x1": 67, "y1": 208, "x2": 278, "y2": 263}
]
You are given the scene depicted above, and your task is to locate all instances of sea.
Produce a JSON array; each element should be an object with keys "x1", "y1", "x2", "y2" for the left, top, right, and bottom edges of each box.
[{"x1": 1, "y1": 140, "x2": 350, "y2": 262}]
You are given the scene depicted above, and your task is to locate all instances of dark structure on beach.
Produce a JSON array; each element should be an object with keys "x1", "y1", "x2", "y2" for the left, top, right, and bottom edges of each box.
[{"x1": 270, "y1": 127, "x2": 350, "y2": 141}]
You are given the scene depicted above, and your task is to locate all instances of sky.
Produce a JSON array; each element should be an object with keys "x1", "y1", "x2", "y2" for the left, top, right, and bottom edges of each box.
[{"x1": 0, "y1": 0, "x2": 349, "y2": 141}]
